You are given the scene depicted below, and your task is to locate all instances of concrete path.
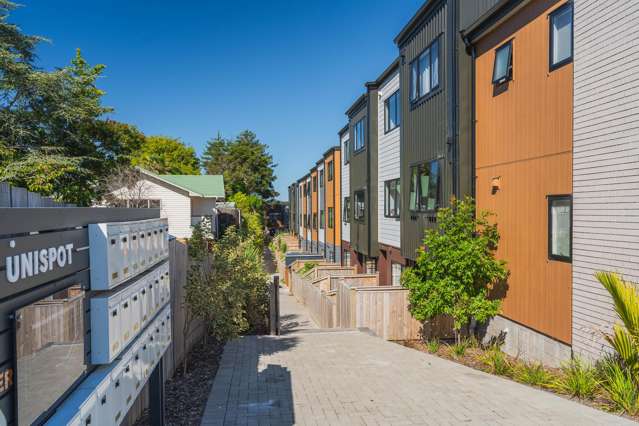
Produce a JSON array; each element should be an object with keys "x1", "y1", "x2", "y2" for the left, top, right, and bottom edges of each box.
[
  {"x1": 201, "y1": 290, "x2": 635, "y2": 426},
  {"x1": 278, "y1": 286, "x2": 318, "y2": 335}
]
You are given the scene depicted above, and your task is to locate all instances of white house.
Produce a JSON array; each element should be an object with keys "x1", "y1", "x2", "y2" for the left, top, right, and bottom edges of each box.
[{"x1": 113, "y1": 169, "x2": 226, "y2": 239}]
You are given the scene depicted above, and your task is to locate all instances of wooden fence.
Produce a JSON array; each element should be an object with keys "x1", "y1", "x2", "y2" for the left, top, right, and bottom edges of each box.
[
  {"x1": 0, "y1": 182, "x2": 75, "y2": 207},
  {"x1": 289, "y1": 264, "x2": 454, "y2": 341}
]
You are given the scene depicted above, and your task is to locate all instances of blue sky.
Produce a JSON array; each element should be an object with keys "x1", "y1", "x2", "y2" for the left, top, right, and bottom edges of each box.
[{"x1": 13, "y1": 1, "x2": 423, "y2": 200}]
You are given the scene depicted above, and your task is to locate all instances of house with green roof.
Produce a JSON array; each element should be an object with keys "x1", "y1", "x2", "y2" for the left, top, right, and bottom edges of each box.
[{"x1": 114, "y1": 168, "x2": 227, "y2": 238}]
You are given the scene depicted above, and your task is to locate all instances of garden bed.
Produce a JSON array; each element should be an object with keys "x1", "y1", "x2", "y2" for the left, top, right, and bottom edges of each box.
[
  {"x1": 135, "y1": 336, "x2": 224, "y2": 426},
  {"x1": 399, "y1": 340, "x2": 638, "y2": 423}
]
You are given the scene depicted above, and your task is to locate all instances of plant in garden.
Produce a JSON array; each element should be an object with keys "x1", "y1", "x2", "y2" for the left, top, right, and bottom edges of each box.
[
  {"x1": 403, "y1": 196, "x2": 508, "y2": 342},
  {"x1": 598, "y1": 357, "x2": 639, "y2": 415},
  {"x1": 230, "y1": 192, "x2": 266, "y2": 249},
  {"x1": 299, "y1": 262, "x2": 318, "y2": 276},
  {"x1": 514, "y1": 361, "x2": 551, "y2": 386},
  {"x1": 426, "y1": 338, "x2": 441, "y2": 354},
  {"x1": 480, "y1": 346, "x2": 512, "y2": 376},
  {"x1": 551, "y1": 357, "x2": 599, "y2": 400},
  {"x1": 449, "y1": 338, "x2": 471, "y2": 359}
]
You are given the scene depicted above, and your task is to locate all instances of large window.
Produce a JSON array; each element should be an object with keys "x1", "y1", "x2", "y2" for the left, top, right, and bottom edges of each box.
[
  {"x1": 392, "y1": 263, "x2": 404, "y2": 286},
  {"x1": 353, "y1": 118, "x2": 365, "y2": 151},
  {"x1": 548, "y1": 195, "x2": 572, "y2": 262},
  {"x1": 410, "y1": 37, "x2": 440, "y2": 102},
  {"x1": 328, "y1": 207, "x2": 334, "y2": 228},
  {"x1": 343, "y1": 197, "x2": 351, "y2": 222},
  {"x1": 492, "y1": 40, "x2": 513, "y2": 84},
  {"x1": 550, "y1": 3, "x2": 573, "y2": 70},
  {"x1": 327, "y1": 161, "x2": 334, "y2": 181},
  {"x1": 409, "y1": 160, "x2": 441, "y2": 212},
  {"x1": 384, "y1": 90, "x2": 400, "y2": 133},
  {"x1": 384, "y1": 179, "x2": 400, "y2": 218},
  {"x1": 343, "y1": 139, "x2": 350, "y2": 164},
  {"x1": 16, "y1": 285, "x2": 87, "y2": 426}
]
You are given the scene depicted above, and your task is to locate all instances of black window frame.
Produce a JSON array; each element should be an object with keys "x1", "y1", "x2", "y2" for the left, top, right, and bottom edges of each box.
[
  {"x1": 354, "y1": 190, "x2": 365, "y2": 221},
  {"x1": 353, "y1": 118, "x2": 366, "y2": 152},
  {"x1": 384, "y1": 178, "x2": 401, "y2": 218},
  {"x1": 319, "y1": 170, "x2": 324, "y2": 188},
  {"x1": 319, "y1": 209, "x2": 324, "y2": 229},
  {"x1": 327, "y1": 161, "x2": 334, "y2": 181},
  {"x1": 384, "y1": 90, "x2": 400, "y2": 133},
  {"x1": 409, "y1": 36, "x2": 441, "y2": 103},
  {"x1": 328, "y1": 207, "x2": 334, "y2": 228},
  {"x1": 547, "y1": 194, "x2": 572, "y2": 262},
  {"x1": 313, "y1": 212, "x2": 318, "y2": 230},
  {"x1": 408, "y1": 159, "x2": 441, "y2": 213},
  {"x1": 343, "y1": 197, "x2": 351, "y2": 222},
  {"x1": 492, "y1": 40, "x2": 513, "y2": 84},
  {"x1": 343, "y1": 139, "x2": 350, "y2": 164},
  {"x1": 312, "y1": 176, "x2": 317, "y2": 192},
  {"x1": 549, "y1": 2, "x2": 574, "y2": 72}
]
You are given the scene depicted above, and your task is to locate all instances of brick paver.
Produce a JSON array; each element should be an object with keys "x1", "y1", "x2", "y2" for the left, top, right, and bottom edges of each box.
[{"x1": 201, "y1": 290, "x2": 634, "y2": 426}]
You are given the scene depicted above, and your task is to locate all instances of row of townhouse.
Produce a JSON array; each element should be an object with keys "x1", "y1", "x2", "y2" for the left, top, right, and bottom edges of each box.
[{"x1": 288, "y1": 0, "x2": 639, "y2": 366}]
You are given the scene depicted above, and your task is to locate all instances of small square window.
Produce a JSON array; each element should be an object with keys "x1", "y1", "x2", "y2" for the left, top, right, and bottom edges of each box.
[
  {"x1": 492, "y1": 41, "x2": 513, "y2": 84},
  {"x1": 548, "y1": 195, "x2": 572, "y2": 262},
  {"x1": 320, "y1": 210, "x2": 324, "y2": 229},
  {"x1": 550, "y1": 3, "x2": 573, "y2": 70}
]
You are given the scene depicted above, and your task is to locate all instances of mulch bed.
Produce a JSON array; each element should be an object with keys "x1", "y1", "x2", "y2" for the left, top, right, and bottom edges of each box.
[
  {"x1": 399, "y1": 340, "x2": 639, "y2": 423},
  {"x1": 135, "y1": 336, "x2": 224, "y2": 426}
]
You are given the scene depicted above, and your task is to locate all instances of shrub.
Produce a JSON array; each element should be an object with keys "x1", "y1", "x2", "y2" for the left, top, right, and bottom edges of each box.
[
  {"x1": 480, "y1": 347, "x2": 512, "y2": 376},
  {"x1": 514, "y1": 361, "x2": 552, "y2": 386},
  {"x1": 403, "y1": 196, "x2": 508, "y2": 343},
  {"x1": 426, "y1": 339, "x2": 441, "y2": 354},
  {"x1": 551, "y1": 357, "x2": 599, "y2": 400},
  {"x1": 449, "y1": 338, "x2": 472, "y2": 359},
  {"x1": 299, "y1": 262, "x2": 318, "y2": 276},
  {"x1": 598, "y1": 357, "x2": 639, "y2": 415}
]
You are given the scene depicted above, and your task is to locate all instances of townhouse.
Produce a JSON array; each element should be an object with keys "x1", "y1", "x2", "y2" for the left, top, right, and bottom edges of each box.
[
  {"x1": 287, "y1": 0, "x2": 636, "y2": 364},
  {"x1": 322, "y1": 147, "x2": 342, "y2": 263}
]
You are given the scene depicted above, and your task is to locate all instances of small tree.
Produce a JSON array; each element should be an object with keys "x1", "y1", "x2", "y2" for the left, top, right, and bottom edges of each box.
[
  {"x1": 102, "y1": 166, "x2": 150, "y2": 208},
  {"x1": 403, "y1": 196, "x2": 508, "y2": 342}
]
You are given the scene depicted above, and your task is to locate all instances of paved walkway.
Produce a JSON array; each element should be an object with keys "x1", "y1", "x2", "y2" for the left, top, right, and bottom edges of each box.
[
  {"x1": 279, "y1": 286, "x2": 318, "y2": 335},
  {"x1": 201, "y1": 287, "x2": 634, "y2": 426}
]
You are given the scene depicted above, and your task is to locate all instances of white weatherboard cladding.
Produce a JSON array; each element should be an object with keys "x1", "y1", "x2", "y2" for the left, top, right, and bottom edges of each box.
[
  {"x1": 318, "y1": 164, "x2": 325, "y2": 244},
  {"x1": 572, "y1": 0, "x2": 639, "y2": 361},
  {"x1": 139, "y1": 178, "x2": 192, "y2": 239},
  {"x1": 377, "y1": 70, "x2": 401, "y2": 249},
  {"x1": 341, "y1": 132, "x2": 351, "y2": 243}
]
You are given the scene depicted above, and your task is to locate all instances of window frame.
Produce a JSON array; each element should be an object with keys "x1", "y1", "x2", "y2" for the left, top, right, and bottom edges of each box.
[
  {"x1": 409, "y1": 37, "x2": 441, "y2": 104},
  {"x1": 328, "y1": 207, "x2": 334, "y2": 228},
  {"x1": 320, "y1": 209, "x2": 324, "y2": 229},
  {"x1": 313, "y1": 212, "x2": 318, "y2": 230},
  {"x1": 384, "y1": 90, "x2": 400, "y2": 133},
  {"x1": 547, "y1": 194, "x2": 572, "y2": 262},
  {"x1": 343, "y1": 196, "x2": 351, "y2": 223},
  {"x1": 343, "y1": 139, "x2": 350, "y2": 164},
  {"x1": 327, "y1": 161, "x2": 334, "y2": 181},
  {"x1": 549, "y1": 2, "x2": 574, "y2": 72},
  {"x1": 353, "y1": 118, "x2": 366, "y2": 152},
  {"x1": 354, "y1": 190, "x2": 366, "y2": 221},
  {"x1": 319, "y1": 170, "x2": 324, "y2": 188},
  {"x1": 408, "y1": 159, "x2": 441, "y2": 213},
  {"x1": 384, "y1": 178, "x2": 401, "y2": 218},
  {"x1": 312, "y1": 176, "x2": 317, "y2": 192},
  {"x1": 391, "y1": 262, "x2": 404, "y2": 286},
  {"x1": 492, "y1": 40, "x2": 513, "y2": 84}
]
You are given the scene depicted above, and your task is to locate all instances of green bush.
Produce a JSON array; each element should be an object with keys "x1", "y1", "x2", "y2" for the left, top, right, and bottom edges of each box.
[
  {"x1": 480, "y1": 347, "x2": 512, "y2": 376},
  {"x1": 449, "y1": 338, "x2": 472, "y2": 359},
  {"x1": 426, "y1": 338, "x2": 441, "y2": 354},
  {"x1": 299, "y1": 262, "x2": 318, "y2": 276},
  {"x1": 551, "y1": 357, "x2": 599, "y2": 400},
  {"x1": 403, "y1": 197, "x2": 508, "y2": 343},
  {"x1": 598, "y1": 357, "x2": 639, "y2": 415},
  {"x1": 514, "y1": 361, "x2": 551, "y2": 386}
]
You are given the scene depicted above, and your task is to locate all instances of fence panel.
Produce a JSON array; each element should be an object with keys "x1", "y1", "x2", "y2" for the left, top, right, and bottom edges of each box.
[{"x1": 0, "y1": 182, "x2": 76, "y2": 207}]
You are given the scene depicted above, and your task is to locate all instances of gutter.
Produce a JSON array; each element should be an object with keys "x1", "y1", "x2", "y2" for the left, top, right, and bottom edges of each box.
[{"x1": 461, "y1": 32, "x2": 476, "y2": 199}]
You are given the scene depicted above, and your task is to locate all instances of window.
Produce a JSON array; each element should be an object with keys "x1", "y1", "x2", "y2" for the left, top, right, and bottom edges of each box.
[
  {"x1": 353, "y1": 118, "x2": 365, "y2": 151},
  {"x1": 492, "y1": 41, "x2": 513, "y2": 84},
  {"x1": 16, "y1": 285, "x2": 87, "y2": 426},
  {"x1": 550, "y1": 3, "x2": 573, "y2": 70},
  {"x1": 313, "y1": 213, "x2": 318, "y2": 229},
  {"x1": 384, "y1": 179, "x2": 401, "y2": 218},
  {"x1": 343, "y1": 197, "x2": 351, "y2": 222},
  {"x1": 548, "y1": 195, "x2": 572, "y2": 262},
  {"x1": 365, "y1": 258, "x2": 377, "y2": 274},
  {"x1": 327, "y1": 161, "x2": 334, "y2": 181},
  {"x1": 312, "y1": 176, "x2": 317, "y2": 192},
  {"x1": 319, "y1": 170, "x2": 324, "y2": 188},
  {"x1": 354, "y1": 190, "x2": 365, "y2": 220},
  {"x1": 392, "y1": 263, "x2": 404, "y2": 286},
  {"x1": 409, "y1": 160, "x2": 441, "y2": 212},
  {"x1": 343, "y1": 139, "x2": 350, "y2": 163},
  {"x1": 320, "y1": 210, "x2": 324, "y2": 229},
  {"x1": 410, "y1": 37, "x2": 440, "y2": 102},
  {"x1": 343, "y1": 250, "x2": 351, "y2": 267},
  {"x1": 384, "y1": 90, "x2": 400, "y2": 132},
  {"x1": 328, "y1": 207, "x2": 334, "y2": 228}
]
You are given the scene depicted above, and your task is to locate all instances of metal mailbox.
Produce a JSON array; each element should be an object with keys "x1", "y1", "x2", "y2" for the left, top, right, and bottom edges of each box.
[
  {"x1": 90, "y1": 292, "x2": 122, "y2": 364},
  {"x1": 110, "y1": 363, "x2": 125, "y2": 425}
]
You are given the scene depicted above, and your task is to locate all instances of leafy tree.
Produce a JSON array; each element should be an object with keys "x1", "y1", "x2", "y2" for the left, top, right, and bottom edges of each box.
[
  {"x1": 131, "y1": 135, "x2": 200, "y2": 175},
  {"x1": 403, "y1": 196, "x2": 508, "y2": 342},
  {"x1": 230, "y1": 192, "x2": 265, "y2": 249},
  {"x1": 201, "y1": 130, "x2": 277, "y2": 199},
  {"x1": 0, "y1": 2, "x2": 135, "y2": 204}
]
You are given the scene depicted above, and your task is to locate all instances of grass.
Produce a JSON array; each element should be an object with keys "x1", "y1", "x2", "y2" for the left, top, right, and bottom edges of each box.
[
  {"x1": 449, "y1": 338, "x2": 472, "y2": 359},
  {"x1": 480, "y1": 347, "x2": 512, "y2": 376},
  {"x1": 514, "y1": 361, "x2": 552, "y2": 387},
  {"x1": 551, "y1": 357, "x2": 600, "y2": 400},
  {"x1": 598, "y1": 357, "x2": 639, "y2": 415},
  {"x1": 425, "y1": 338, "x2": 440, "y2": 353}
]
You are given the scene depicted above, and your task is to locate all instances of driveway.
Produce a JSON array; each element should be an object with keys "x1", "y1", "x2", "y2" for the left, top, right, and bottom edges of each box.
[{"x1": 201, "y1": 290, "x2": 634, "y2": 426}]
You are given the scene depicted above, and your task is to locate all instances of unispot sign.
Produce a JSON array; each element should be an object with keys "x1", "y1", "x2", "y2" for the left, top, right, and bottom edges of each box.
[{"x1": 5, "y1": 240, "x2": 74, "y2": 283}]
